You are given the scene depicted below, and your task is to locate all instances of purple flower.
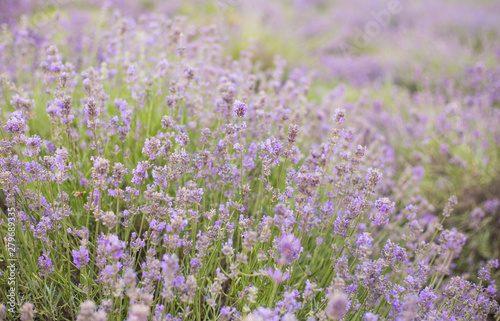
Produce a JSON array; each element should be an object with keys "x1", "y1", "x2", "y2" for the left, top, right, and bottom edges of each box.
[
  {"x1": 175, "y1": 132, "x2": 190, "y2": 146},
  {"x1": 277, "y1": 289, "x2": 301, "y2": 314},
  {"x1": 190, "y1": 258, "x2": 202, "y2": 274},
  {"x1": 276, "y1": 233, "x2": 302, "y2": 265},
  {"x1": 413, "y1": 166, "x2": 425, "y2": 180},
  {"x1": 442, "y1": 196, "x2": 458, "y2": 217},
  {"x1": 354, "y1": 232, "x2": 373, "y2": 258},
  {"x1": 365, "y1": 168, "x2": 382, "y2": 190},
  {"x1": 72, "y1": 246, "x2": 90, "y2": 269},
  {"x1": 132, "y1": 161, "x2": 149, "y2": 185},
  {"x1": 439, "y1": 143, "x2": 449, "y2": 155},
  {"x1": 438, "y1": 228, "x2": 466, "y2": 256},
  {"x1": 250, "y1": 307, "x2": 280, "y2": 321},
  {"x1": 287, "y1": 124, "x2": 299, "y2": 145},
  {"x1": 478, "y1": 267, "x2": 490, "y2": 280},
  {"x1": 115, "y1": 99, "x2": 132, "y2": 127},
  {"x1": 3, "y1": 111, "x2": 29, "y2": 134},
  {"x1": 233, "y1": 100, "x2": 247, "y2": 118},
  {"x1": 326, "y1": 291, "x2": 348, "y2": 320},
  {"x1": 220, "y1": 306, "x2": 236, "y2": 320},
  {"x1": 484, "y1": 199, "x2": 500, "y2": 213},
  {"x1": 418, "y1": 287, "x2": 436, "y2": 309},
  {"x1": 142, "y1": 138, "x2": 162, "y2": 160},
  {"x1": 370, "y1": 198, "x2": 395, "y2": 225},
  {"x1": 84, "y1": 97, "x2": 100, "y2": 129},
  {"x1": 364, "y1": 312, "x2": 379, "y2": 321},
  {"x1": 10, "y1": 94, "x2": 35, "y2": 114},
  {"x1": 104, "y1": 235, "x2": 125, "y2": 260},
  {"x1": 487, "y1": 259, "x2": 499, "y2": 269},
  {"x1": 161, "y1": 253, "x2": 180, "y2": 282},
  {"x1": 38, "y1": 251, "x2": 54, "y2": 276},
  {"x1": 470, "y1": 207, "x2": 486, "y2": 228},
  {"x1": 154, "y1": 305, "x2": 165, "y2": 321},
  {"x1": 381, "y1": 240, "x2": 407, "y2": 265},
  {"x1": 267, "y1": 268, "x2": 290, "y2": 283},
  {"x1": 24, "y1": 135, "x2": 43, "y2": 157},
  {"x1": 333, "y1": 108, "x2": 346, "y2": 124}
]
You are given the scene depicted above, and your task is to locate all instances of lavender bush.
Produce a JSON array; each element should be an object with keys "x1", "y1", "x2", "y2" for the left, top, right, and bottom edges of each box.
[{"x1": 0, "y1": 2, "x2": 499, "y2": 321}]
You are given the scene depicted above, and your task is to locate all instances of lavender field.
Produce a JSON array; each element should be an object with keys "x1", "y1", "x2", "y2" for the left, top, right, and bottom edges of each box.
[{"x1": 0, "y1": 0, "x2": 499, "y2": 320}]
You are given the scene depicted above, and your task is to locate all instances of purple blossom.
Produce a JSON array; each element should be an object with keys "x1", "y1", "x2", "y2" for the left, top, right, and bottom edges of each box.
[
  {"x1": 4, "y1": 111, "x2": 29, "y2": 134},
  {"x1": 10, "y1": 94, "x2": 35, "y2": 113},
  {"x1": 333, "y1": 108, "x2": 346, "y2": 124},
  {"x1": 439, "y1": 228, "x2": 466, "y2": 256},
  {"x1": 142, "y1": 138, "x2": 162, "y2": 160},
  {"x1": 104, "y1": 235, "x2": 126, "y2": 260},
  {"x1": 478, "y1": 267, "x2": 490, "y2": 280},
  {"x1": 370, "y1": 198, "x2": 395, "y2": 225},
  {"x1": 381, "y1": 240, "x2": 407, "y2": 265},
  {"x1": 355, "y1": 232, "x2": 373, "y2": 258},
  {"x1": 418, "y1": 286, "x2": 436, "y2": 309},
  {"x1": 38, "y1": 251, "x2": 54, "y2": 276},
  {"x1": 326, "y1": 291, "x2": 348, "y2": 320},
  {"x1": 249, "y1": 307, "x2": 280, "y2": 321},
  {"x1": 72, "y1": 246, "x2": 90, "y2": 269},
  {"x1": 132, "y1": 161, "x2": 149, "y2": 185},
  {"x1": 276, "y1": 233, "x2": 302, "y2": 265},
  {"x1": 24, "y1": 135, "x2": 42, "y2": 157},
  {"x1": 267, "y1": 268, "x2": 290, "y2": 283},
  {"x1": 233, "y1": 100, "x2": 248, "y2": 118},
  {"x1": 413, "y1": 166, "x2": 425, "y2": 180},
  {"x1": 364, "y1": 312, "x2": 379, "y2": 321},
  {"x1": 487, "y1": 259, "x2": 499, "y2": 269},
  {"x1": 84, "y1": 97, "x2": 100, "y2": 129},
  {"x1": 484, "y1": 199, "x2": 500, "y2": 213}
]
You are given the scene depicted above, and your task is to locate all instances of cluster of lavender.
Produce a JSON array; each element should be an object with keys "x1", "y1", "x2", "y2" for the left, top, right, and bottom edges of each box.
[
  {"x1": 334, "y1": 55, "x2": 500, "y2": 281},
  {"x1": 0, "y1": 4, "x2": 499, "y2": 321}
]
